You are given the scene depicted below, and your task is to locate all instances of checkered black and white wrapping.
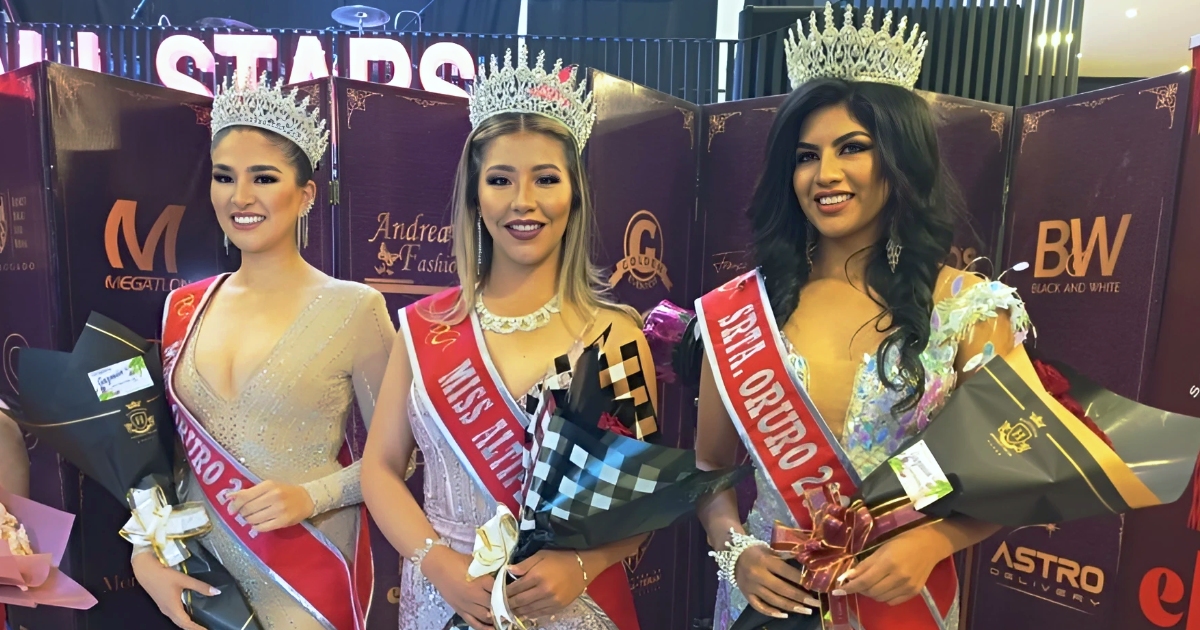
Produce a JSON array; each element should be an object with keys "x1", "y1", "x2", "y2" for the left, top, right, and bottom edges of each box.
[{"x1": 519, "y1": 408, "x2": 694, "y2": 531}]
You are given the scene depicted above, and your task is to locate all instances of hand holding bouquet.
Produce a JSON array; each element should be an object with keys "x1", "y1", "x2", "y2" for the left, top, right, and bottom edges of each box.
[{"x1": 731, "y1": 345, "x2": 1200, "y2": 630}]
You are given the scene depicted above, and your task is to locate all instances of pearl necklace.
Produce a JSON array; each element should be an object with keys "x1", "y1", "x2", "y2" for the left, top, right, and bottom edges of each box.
[{"x1": 475, "y1": 293, "x2": 560, "y2": 334}]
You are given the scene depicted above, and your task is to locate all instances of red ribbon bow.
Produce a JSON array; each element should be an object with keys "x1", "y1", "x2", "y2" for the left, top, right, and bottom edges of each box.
[{"x1": 768, "y1": 485, "x2": 874, "y2": 630}]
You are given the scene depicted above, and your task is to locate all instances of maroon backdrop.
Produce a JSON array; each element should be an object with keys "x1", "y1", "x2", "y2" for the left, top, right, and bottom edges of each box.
[
  {"x1": 1112, "y1": 66, "x2": 1200, "y2": 630},
  {"x1": 585, "y1": 70, "x2": 705, "y2": 629},
  {"x1": 331, "y1": 76, "x2": 470, "y2": 627},
  {"x1": 0, "y1": 61, "x2": 228, "y2": 630},
  {"x1": 967, "y1": 72, "x2": 1195, "y2": 630}
]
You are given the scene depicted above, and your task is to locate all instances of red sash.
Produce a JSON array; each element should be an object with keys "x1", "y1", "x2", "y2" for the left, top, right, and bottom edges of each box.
[
  {"x1": 161, "y1": 275, "x2": 373, "y2": 630},
  {"x1": 696, "y1": 270, "x2": 957, "y2": 630},
  {"x1": 400, "y1": 289, "x2": 640, "y2": 630}
]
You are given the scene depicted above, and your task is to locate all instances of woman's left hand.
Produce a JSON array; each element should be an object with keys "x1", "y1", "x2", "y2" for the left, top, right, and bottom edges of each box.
[
  {"x1": 505, "y1": 550, "x2": 589, "y2": 621},
  {"x1": 228, "y1": 480, "x2": 315, "y2": 533},
  {"x1": 834, "y1": 527, "x2": 952, "y2": 606}
]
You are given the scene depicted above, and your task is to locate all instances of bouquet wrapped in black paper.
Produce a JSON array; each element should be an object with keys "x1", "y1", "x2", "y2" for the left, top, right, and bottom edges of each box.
[
  {"x1": 0, "y1": 312, "x2": 262, "y2": 630},
  {"x1": 450, "y1": 330, "x2": 750, "y2": 629},
  {"x1": 730, "y1": 345, "x2": 1200, "y2": 630}
]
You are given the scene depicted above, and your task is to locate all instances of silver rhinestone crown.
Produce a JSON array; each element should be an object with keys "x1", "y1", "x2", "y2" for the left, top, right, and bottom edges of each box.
[
  {"x1": 785, "y1": 2, "x2": 928, "y2": 91},
  {"x1": 211, "y1": 73, "x2": 330, "y2": 169},
  {"x1": 469, "y1": 44, "x2": 596, "y2": 150}
]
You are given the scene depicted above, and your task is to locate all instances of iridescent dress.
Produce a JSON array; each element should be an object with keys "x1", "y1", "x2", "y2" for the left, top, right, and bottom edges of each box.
[
  {"x1": 398, "y1": 328, "x2": 640, "y2": 630},
  {"x1": 147, "y1": 278, "x2": 395, "y2": 630},
  {"x1": 712, "y1": 273, "x2": 1032, "y2": 630}
]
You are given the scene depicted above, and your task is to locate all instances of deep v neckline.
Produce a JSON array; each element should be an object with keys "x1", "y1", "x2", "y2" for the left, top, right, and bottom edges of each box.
[
  {"x1": 472, "y1": 310, "x2": 583, "y2": 408},
  {"x1": 189, "y1": 274, "x2": 322, "y2": 404}
]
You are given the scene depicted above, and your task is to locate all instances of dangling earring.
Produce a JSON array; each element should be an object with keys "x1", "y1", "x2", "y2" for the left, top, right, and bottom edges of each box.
[
  {"x1": 886, "y1": 217, "x2": 902, "y2": 273},
  {"x1": 223, "y1": 232, "x2": 229, "y2": 255},
  {"x1": 297, "y1": 200, "x2": 313, "y2": 249},
  {"x1": 805, "y1": 226, "x2": 818, "y2": 270},
  {"x1": 476, "y1": 213, "x2": 484, "y2": 270}
]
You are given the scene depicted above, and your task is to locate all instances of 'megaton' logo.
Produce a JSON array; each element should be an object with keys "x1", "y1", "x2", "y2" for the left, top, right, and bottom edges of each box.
[{"x1": 104, "y1": 200, "x2": 186, "y2": 273}]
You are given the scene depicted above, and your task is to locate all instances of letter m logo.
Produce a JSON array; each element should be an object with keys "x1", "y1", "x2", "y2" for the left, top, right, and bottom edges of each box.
[{"x1": 104, "y1": 200, "x2": 186, "y2": 273}]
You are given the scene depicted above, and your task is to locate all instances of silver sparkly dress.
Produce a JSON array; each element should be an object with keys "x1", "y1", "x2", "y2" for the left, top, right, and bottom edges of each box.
[
  {"x1": 397, "y1": 344, "x2": 616, "y2": 630},
  {"x1": 712, "y1": 277, "x2": 1031, "y2": 630},
  {"x1": 166, "y1": 278, "x2": 395, "y2": 630}
]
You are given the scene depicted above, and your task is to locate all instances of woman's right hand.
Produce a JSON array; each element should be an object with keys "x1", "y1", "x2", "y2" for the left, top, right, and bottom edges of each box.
[
  {"x1": 422, "y1": 546, "x2": 495, "y2": 630},
  {"x1": 735, "y1": 544, "x2": 822, "y2": 619},
  {"x1": 132, "y1": 551, "x2": 221, "y2": 630}
]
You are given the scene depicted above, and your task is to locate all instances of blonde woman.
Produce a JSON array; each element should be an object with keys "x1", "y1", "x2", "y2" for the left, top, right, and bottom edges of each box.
[{"x1": 362, "y1": 48, "x2": 658, "y2": 630}]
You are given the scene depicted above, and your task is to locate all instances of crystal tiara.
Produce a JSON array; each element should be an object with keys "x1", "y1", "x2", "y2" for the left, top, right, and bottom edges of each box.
[
  {"x1": 469, "y1": 44, "x2": 597, "y2": 150},
  {"x1": 211, "y1": 73, "x2": 330, "y2": 169},
  {"x1": 785, "y1": 2, "x2": 928, "y2": 90}
]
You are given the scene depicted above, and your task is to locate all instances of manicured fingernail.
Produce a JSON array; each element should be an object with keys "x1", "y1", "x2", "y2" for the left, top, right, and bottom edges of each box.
[
  {"x1": 831, "y1": 589, "x2": 846, "y2": 597},
  {"x1": 837, "y1": 572, "x2": 852, "y2": 583},
  {"x1": 209, "y1": 587, "x2": 221, "y2": 596},
  {"x1": 804, "y1": 597, "x2": 821, "y2": 608},
  {"x1": 771, "y1": 611, "x2": 789, "y2": 619},
  {"x1": 794, "y1": 606, "x2": 812, "y2": 615}
]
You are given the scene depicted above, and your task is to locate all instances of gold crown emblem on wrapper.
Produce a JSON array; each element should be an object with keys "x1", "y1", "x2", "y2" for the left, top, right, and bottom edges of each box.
[
  {"x1": 469, "y1": 44, "x2": 597, "y2": 150},
  {"x1": 211, "y1": 72, "x2": 330, "y2": 169},
  {"x1": 785, "y1": 2, "x2": 928, "y2": 90},
  {"x1": 124, "y1": 400, "x2": 156, "y2": 436}
]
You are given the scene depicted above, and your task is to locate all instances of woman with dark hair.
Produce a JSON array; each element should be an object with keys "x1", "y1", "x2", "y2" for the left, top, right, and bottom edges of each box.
[
  {"x1": 693, "y1": 5, "x2": 1030, "y2": 630},
  {"x1": 134, "y1": 76, "x2": 392, "y2": 630}
]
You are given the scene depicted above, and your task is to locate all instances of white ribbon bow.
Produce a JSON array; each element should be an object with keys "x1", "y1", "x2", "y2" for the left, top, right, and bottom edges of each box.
[
  {"x1": 469, "y1": 505, "x2": 523, "y2": 629},
  {"x1": 119, "y1": 487, "x2": 211, "y2": 567}
]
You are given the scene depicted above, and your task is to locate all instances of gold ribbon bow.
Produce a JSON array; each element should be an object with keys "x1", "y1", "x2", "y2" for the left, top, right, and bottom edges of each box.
[
  {"x1": 119, "y1": 486, "x2": 211, "y2": 568},
  {"x1": 469, "y1": 505, "x2": 524, "y2": 629}
]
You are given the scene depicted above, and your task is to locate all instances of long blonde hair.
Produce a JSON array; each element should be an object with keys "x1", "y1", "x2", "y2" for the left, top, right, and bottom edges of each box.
[{"x1": 436, "y1": 112, "x2": 638, "y2": 327}]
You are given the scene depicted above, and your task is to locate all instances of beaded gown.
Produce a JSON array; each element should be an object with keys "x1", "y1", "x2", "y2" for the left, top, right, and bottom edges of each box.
[
  {"x1": 711, "y1": 269, "x2": 1032, "y2": 630},
  {"x1": 397, "y1": 322, "x2": 626, "y2": 630},
  {"x1": 151, "y1": 278, "x2": 395, "y2": 630}
]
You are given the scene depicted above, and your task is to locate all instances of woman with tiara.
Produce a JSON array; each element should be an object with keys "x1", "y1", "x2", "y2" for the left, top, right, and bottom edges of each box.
[
  {"x1": 692, "y1": 5, "x2": 1031, "y2": 630},
  {"x1": 362, "y1": 46, "x2": 658, "y2": 630},
  {"x1": 132, "y1": 76, "x2": 392, "y2": 630}
]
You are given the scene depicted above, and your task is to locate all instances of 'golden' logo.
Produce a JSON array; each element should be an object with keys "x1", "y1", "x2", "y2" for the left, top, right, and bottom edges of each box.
[
  {"x1": 104, "y1": 200, "x2": 186, "y2": 273},
  {"x1": 990, "y1": 413, "x2": 1045, "y2": 456},
  {"x1": 610, "y1": 210, "x2": 672, "y2": 291},
  {"x1": 1034, "y1": 214, "x2": 1131, "y2": 278},
  {"x1": 123, "y1": 400, "x2": 157, "y2": 436}
]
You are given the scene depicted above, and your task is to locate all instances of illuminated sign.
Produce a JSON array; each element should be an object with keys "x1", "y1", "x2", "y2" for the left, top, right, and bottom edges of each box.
[{"x1": 5, "y1": 29, "x2": 474, "y2": 98}]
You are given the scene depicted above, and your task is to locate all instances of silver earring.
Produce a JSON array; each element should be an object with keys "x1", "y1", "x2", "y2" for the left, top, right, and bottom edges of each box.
[
  {"x1": 223, "y1": 232, "x2": 229, "y2": 255},
  {"x1": 886, "y1": 221, "x2": 902, "y2": 273},
  {"x1": 805, "y1": 227, "x2": 817, "y2": 270},
  {"x1": 297, "y1": 201, "x2": 313, "y2": 249},
  {"x1": 476, "y1": 213, "x2": 483, "y2": 270}
]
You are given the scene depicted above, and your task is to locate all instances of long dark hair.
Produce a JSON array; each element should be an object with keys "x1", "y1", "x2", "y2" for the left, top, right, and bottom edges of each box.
[{"x1": 749, "y1": 79, "x2": 956, "y2": 414}]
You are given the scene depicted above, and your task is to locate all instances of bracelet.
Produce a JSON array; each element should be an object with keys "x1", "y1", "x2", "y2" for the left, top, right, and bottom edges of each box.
[
  {"x1": 574, "y1": 551, "x2": 589, "y2": 584},
  {"x1": 410, "y1": 537, "x2": 450, "y2": 575},
  {"x1": 708, "y1": 528, "x2": 769, "y2": 590}
]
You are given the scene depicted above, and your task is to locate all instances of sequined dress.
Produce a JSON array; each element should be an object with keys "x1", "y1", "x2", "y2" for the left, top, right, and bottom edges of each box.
[
  {"x1": 712, "y1": 275, "x2": 1032, "y2": 630},
  {"x1": 158, "y1": 278, "x2": 395, "y2": 630},
  {"x1": 397, "y1": 335, "x2": 617, "y2": 630}
]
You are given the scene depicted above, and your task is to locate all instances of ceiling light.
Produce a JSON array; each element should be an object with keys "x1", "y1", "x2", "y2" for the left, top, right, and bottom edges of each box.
[
  {"x1": 1037, "y1": 32, "x2": 1048, "y2": 47},
  {"x1": 1051, "y1": 31, "x2": 1062, "y2": 46},
  {"x1": 1076, "y1": 53, "x2": 1083, "y2": 58},
  {"x1": 1125, "y1": 8, "x2": 1138, "y2": 18},
  {"x1": 1065, "y1": 33, "x2": 1074, "y2": 44}
]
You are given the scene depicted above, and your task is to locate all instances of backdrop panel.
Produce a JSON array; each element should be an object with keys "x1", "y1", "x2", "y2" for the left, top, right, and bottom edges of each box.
[
  {"x1": 1112, "y1": 69, "x2": 1200, "y2": 630},
  {"x1": 586, "y1": 69, "x2": 704, "y2": 629},
  {"x1": 0, "y1": 61, "x2": 228, "y2": 630},
  {"x1": 969, "y1": 71, "x2": 1195, "y2": 630},
  {"x1": 331, "y1": 77, "x2": 470, "y2": 627}
]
